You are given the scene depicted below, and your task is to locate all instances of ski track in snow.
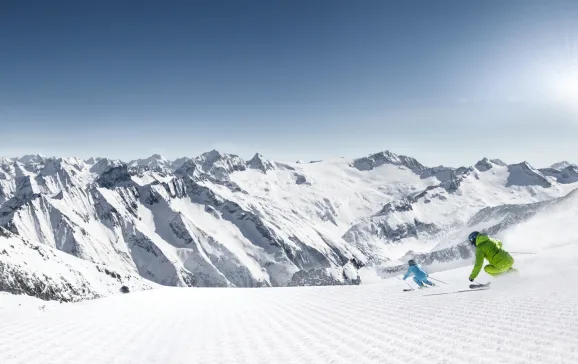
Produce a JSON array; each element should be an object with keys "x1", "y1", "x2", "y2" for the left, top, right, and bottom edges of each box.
[{"x1": 2, "y1": 257, "x2": 578, "y2": 364}]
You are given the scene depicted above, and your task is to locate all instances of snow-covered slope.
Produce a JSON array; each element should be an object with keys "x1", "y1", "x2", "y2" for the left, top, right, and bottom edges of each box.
[
  {"x1": 0, "y1": 228, "x2": 155, "y2": 302},
  {"x1": 1, "y1": 240, "x2": 577, "y2": 364},
  {"x1": 1, "y1": 151, "x2": 577, "y2": 297}
]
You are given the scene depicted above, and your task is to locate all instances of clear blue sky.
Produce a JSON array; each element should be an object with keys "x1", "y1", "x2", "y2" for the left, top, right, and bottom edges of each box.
[{"x1": 1, "y1": 0, "x2": 577, "y2": 167}]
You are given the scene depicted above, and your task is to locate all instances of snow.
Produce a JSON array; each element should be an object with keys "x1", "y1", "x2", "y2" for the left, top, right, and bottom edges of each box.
[
  {"x1": 0, "y1": 233, "x2": 156, "y2": 302},
  {"x1": 227, "y1": 157, "x2": 437, "y2": 233},
  {"x1": 2, "y1": 149, "x2": 578, "y2": 291},
  {"x1": 2, "y1": 150, "x2": 578, "y2": 363},
  {"x1": 1, "y1": 241, "x2": 577, "y2": 364},
  {"x1": 0, "y1": 292, "x2": 59, "y2": 312}
]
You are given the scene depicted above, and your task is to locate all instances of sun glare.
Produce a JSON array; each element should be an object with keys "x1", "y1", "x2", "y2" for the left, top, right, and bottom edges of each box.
[{"x1": 542, "y1": 37, "x2": 578, "y2": 115}]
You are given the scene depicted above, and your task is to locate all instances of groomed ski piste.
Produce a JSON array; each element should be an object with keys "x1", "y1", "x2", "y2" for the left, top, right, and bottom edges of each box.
[{"x1": 2, "y1": 239, "x2": 577, "y2": 364}]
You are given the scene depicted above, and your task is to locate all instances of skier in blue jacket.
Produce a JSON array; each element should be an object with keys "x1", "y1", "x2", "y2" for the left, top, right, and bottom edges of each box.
[{"x1": 403, "y1": 259, "x2": 435, "y2": 288}]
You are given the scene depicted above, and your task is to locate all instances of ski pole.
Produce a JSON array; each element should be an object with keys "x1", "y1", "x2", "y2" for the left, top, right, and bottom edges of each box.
[
  {"x1": 509, "y1": 251, "x2": 536, "y2": 255},
  {"x1": 429, "y1": 277, "x2": 448, "y2": 285},
  {"x1": 404, "y1": 280, "x2": 413, "y2": 290}
]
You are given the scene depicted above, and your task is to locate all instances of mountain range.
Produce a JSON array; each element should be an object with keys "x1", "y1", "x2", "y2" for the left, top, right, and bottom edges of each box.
[{"x1": 1, "y1": 150, "x2": 577, "y2": 301}]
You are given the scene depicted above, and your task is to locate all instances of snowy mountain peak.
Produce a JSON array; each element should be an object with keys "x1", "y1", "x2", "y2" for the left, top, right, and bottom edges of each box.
[
  {"x1": 85, "y1": 157, "x2": 101, "y2": 165},
  {"x1": 89, "y1": 158, "x2": 124, "y2": 174},
  {"x1": 550, "y1": 161, "x2": 575, "y2": 170},
  {"x1": 490, "y1": 158, "x2": 507, "y2": 166},
  {"x1": 475, "y1": 158, "x2": 495, "y2": 172},
  {"x1": 129, "y1": 154, "x2": 169, "y2": 169},
  {"x1": 60, "y1": 157, "x2": 86, "y2": 169},
  {"x1": 17, "y1": 154, "x2": 45, "y2": 164},
  {"x1": 474, "y1": 158, "x2": 507, "y2": 171},
  {"x1": 352, "y1": 150, "x2": 426, "y2": 173},
  {"x1": 196, "y1": 149, "x2": 224, "y2": 162},
  {"x1": 247, "y1": 153, "x2": 275, "y2": 173},
  {"x1": 171, "y1": 157, "x2": 191, "y2": 171},
  {"x1": 174, "y1": 159, "x2": 200, "y2": 177},
  {"x1": 195, "y1": 150, "x2": 246, "y2": 180}
]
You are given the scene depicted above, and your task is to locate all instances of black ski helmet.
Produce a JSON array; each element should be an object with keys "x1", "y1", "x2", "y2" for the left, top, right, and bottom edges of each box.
[
  {"x1": 408, "y1": 259, "x2": 416, "y2": 266},
  {"x1": 468, "y1": 231, "x2": 480, "y2": 245}
]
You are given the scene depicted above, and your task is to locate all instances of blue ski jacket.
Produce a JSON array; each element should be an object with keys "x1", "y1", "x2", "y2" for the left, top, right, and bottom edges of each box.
[{"x1": 403, "y1": 264, "x2": 428, "y2": 280}]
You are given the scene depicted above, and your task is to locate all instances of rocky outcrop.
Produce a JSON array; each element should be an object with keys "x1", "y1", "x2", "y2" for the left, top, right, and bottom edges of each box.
[
  {"x1": 506, "y1": 162, "x2": 552, "y2": 188},
  {"x1": 475, "y1": 158, "x2": 494, "y2": 172},
  {"x1": 420, "y1": 166, "x2": 456, "y2": 183},
  {"x1": 550, "y1": 161, "x2": 574, "y2": 170},
  {"x1": 194, "y1": 150, "x2": 246, "y2": 181},
  {"x1": 128, "y1": 154, "x2": 170, "y2": 169},
  {"x1": 540, "y1": 165, "x2": 578, "y2": 184},
  {"x1": 295, "y1": 174, "x2": 309, "y2": 185},
  {"x1": 96, "y1": 165, "x2": 133, "y2": 188},
  {"x1": 287, "y1": 266, "x2": 361, "y2": 286},
  {"x1": 352, "y1": 150, "x2": 427, "y2": 173},
  {"x1": 247, "y1": 153, "x2": 275, "y2": 173}
]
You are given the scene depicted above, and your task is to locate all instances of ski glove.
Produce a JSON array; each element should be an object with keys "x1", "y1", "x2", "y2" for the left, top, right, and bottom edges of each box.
[{"x1": 469, "y1": 277, "x2": 474, "y2": 282}]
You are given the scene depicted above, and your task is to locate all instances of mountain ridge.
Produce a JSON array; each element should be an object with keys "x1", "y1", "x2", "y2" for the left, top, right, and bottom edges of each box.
[{"x1": 1, "y1": 149, "x2": 577, "y2": 300}]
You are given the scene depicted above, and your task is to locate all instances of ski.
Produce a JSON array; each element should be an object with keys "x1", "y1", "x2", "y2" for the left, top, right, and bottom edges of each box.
[
  {"x1": 469, "y1": 282, "x2": 491, "y2": 289},
  {"x1": 404, "y1": 285, "x2": 436, "y2": 292},
  {"x1": 423, "y1": 287, "x2": 490, "y2": 296}
]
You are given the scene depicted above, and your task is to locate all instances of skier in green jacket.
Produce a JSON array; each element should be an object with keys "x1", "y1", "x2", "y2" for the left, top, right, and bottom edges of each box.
[{"x1": 468, "y1": 231, "x2": 515, "y2": 282}]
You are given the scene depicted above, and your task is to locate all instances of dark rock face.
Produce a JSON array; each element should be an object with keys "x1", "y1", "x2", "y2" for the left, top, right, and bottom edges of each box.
[
  {"x1": 295, "y1": 174, "x2": 308, "y2": 185},
  {"x1": 287, "y1": 268, "x2": 361, "y2": 287},
  {"x1": 174, "y1": 159, "x2": 199, "y2": 178},
  {"x1": 420, "y1": 167, "x2": 456, "y2": 183},
  {"x1": 506, "y1": 162, "x2": 552, "y2": 188},
  {"x1": 247, "y1": 153, "x2": 275, "y2": 173},
  {"x1": 475, "y1": 158, "x2": 494, "y2": 172},
  {"x1": 0, "y1": 261, "x2": 100, "y2": 302},
  {"x1": 96, "y1": 165, "x2": 133, "y2": 188},
  {"x1": 540, "y1": 165, "x2": 578, "y2": 184}
]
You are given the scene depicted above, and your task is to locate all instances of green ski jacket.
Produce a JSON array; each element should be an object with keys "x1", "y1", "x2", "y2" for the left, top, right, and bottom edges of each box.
[{"x1": 469, "y1": 234, "x2": 514, "y2": 280}]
